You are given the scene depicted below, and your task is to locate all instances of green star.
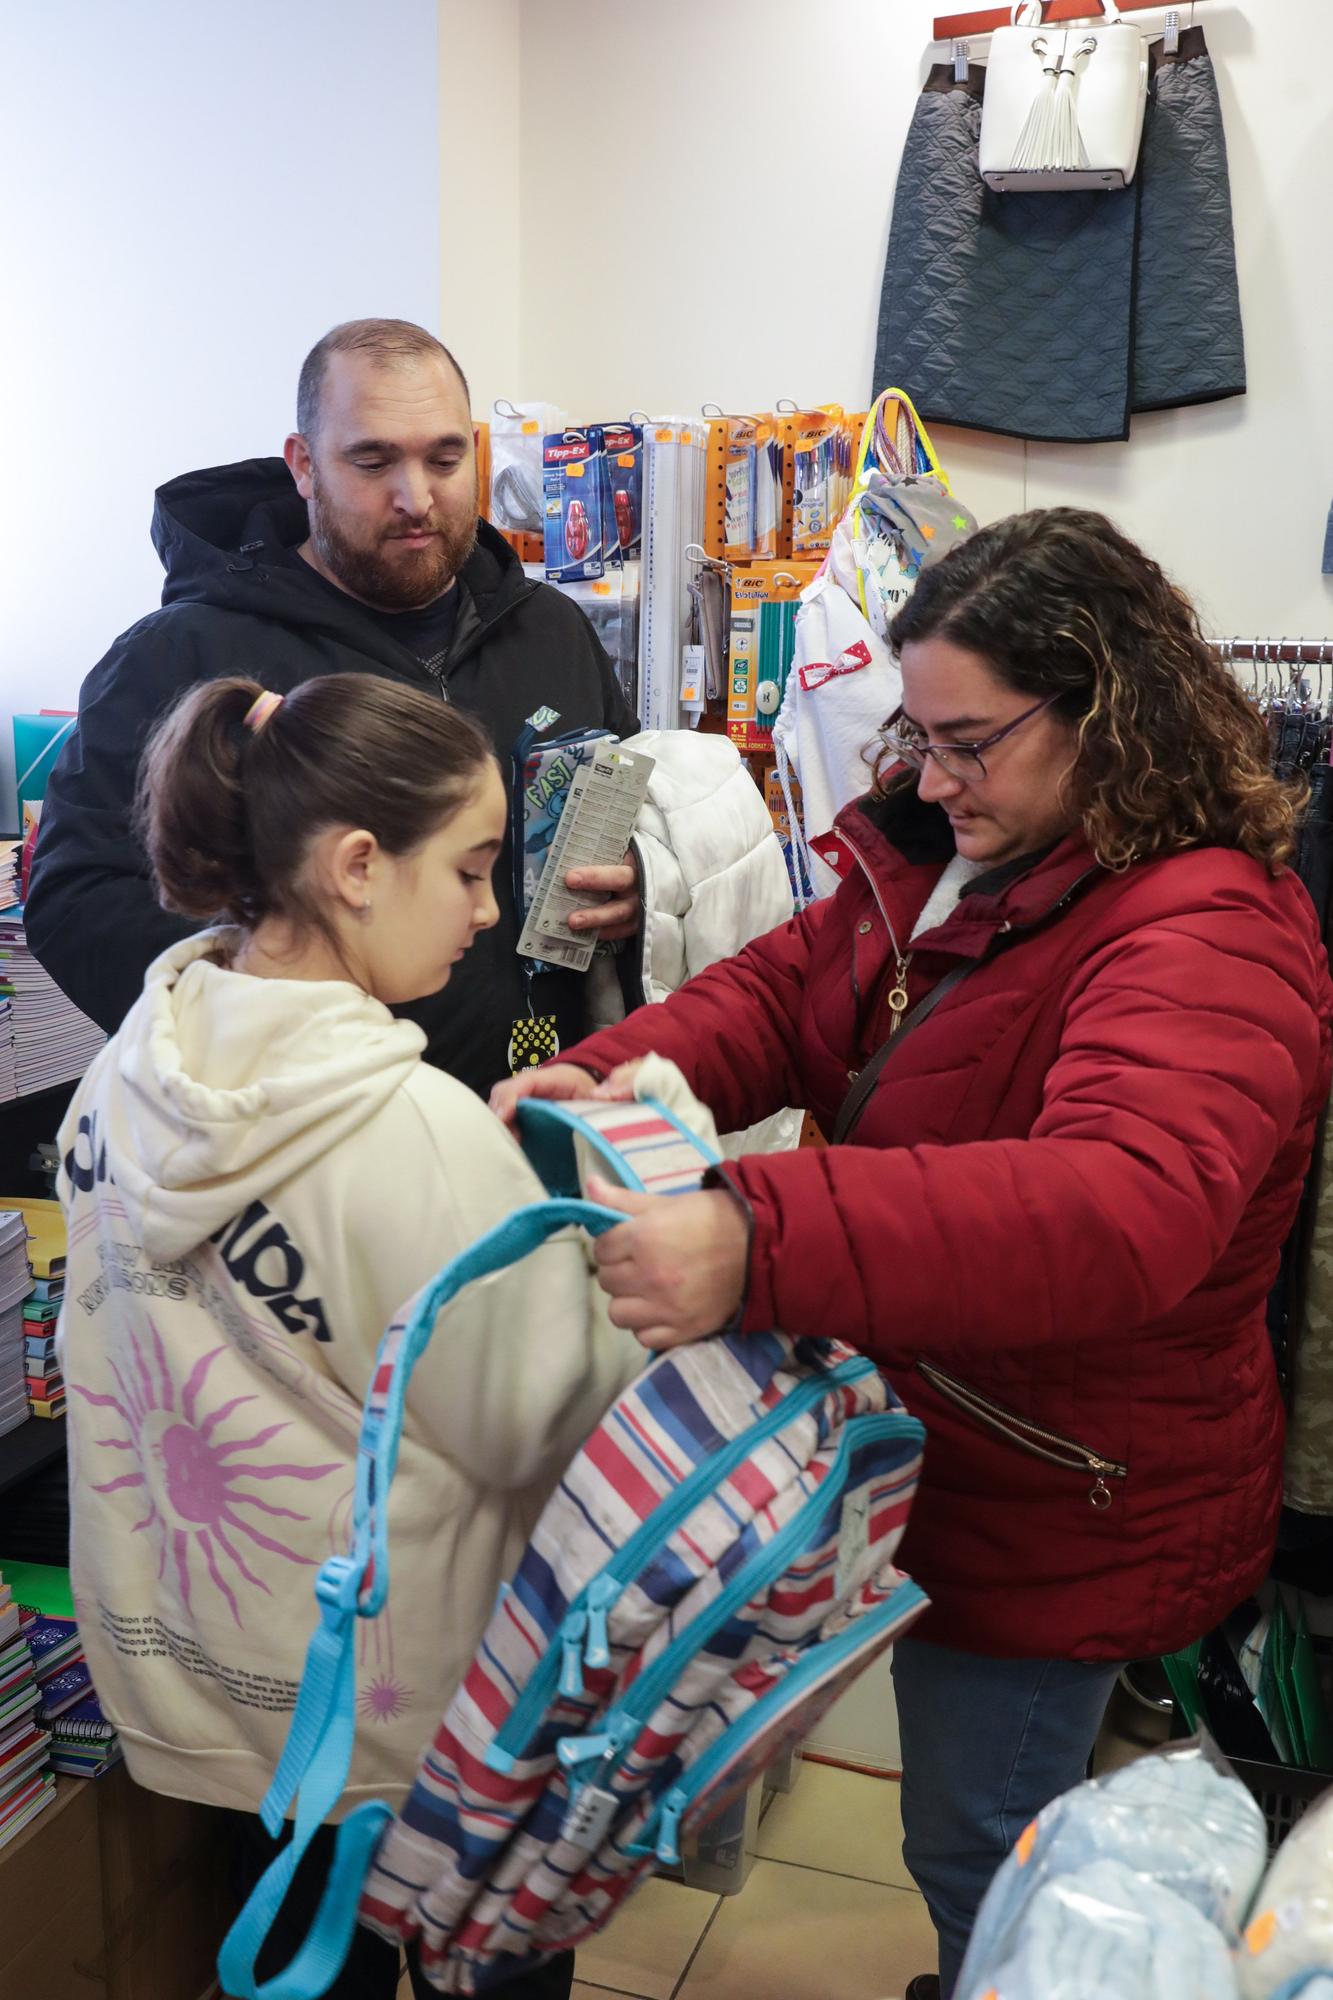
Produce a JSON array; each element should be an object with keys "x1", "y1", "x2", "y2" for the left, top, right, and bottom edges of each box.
[{"x1": 952, "y1": 514, "x2": 970, "y2": 531}]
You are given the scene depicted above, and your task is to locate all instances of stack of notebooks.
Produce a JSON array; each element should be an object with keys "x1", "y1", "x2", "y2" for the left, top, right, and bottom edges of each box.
[
  {"x1": 0, "y1": 839, "x2": 19, "y2": 913},
  {"x1": 6, "y1": 1563, "x2": 122, "y2": 1783},
  {"x1": 0, "y1": 1210, "x2": 33, "y2": 1438},
  {"x1": 0, "y1": 997, "x2": 16, "y2": 1106},
  {"x1": 0, "y1": 1569, "x2": 54, "y2": 1848},
  {"x1": 25, "y1": 1609, "x2": 92, "y2": 1733},
  {"x1": 0, "y1": 844, "x2": 19, "y2": 1105},
  {"x1": 46, "y1": 1688, "x2": 121, "y2": 1779},
  {"x1": 13, "y1": 1200, "x2": 66, "y2": 1420},
  {"x1": 0, "y1": 908, "x2": 104, "y2": 1098}
]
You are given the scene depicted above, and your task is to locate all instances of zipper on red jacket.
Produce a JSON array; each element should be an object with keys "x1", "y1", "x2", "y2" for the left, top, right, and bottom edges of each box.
[
  {"x1": 838, "y1": 837, "x2": 1105, "y2": 1064},
  {"x1": 917, "y1": 1362, "x2": 1128, "y2": 1510},
  {"x1": 837, "y1": 825, "x2": 912, "y2": 1051}
]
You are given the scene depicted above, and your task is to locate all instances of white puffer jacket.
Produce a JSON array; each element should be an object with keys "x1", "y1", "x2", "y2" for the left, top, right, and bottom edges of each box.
[{"x1": 590, "y1": 730, "x2": 801, "y2": 1157}]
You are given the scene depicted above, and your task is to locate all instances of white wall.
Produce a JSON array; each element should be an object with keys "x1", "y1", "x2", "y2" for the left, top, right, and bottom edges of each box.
[
  {"x1": 514, "y1": 0, "x2": 1333, "y2": 643},
  {"x1": 0, "y1": 0, "x2": 441, "y2": 823},
  {"x1": 438, "y1": 0, "x2": 522, "y2": 411},
  {"x1": 806, "y1": 1655, "x2": 901, "y2": 1774}
]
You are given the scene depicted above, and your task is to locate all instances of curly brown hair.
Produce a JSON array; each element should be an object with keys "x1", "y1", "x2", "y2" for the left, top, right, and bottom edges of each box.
[{"x1": 880, "y1": 508, "x2": 1303, "y2": 874}]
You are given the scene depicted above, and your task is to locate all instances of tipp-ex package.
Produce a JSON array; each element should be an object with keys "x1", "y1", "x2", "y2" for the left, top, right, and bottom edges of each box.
[
  {"x1": 601, "y1": 422, "x2": 643, "y2": 559},
  {"x1": 544, "y1": 426, "x2": 615, "y2": 583}
]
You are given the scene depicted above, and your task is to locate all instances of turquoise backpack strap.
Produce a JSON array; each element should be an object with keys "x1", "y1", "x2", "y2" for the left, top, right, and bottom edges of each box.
[
  {"x1": 219, "y1": 1100, "x2": 719, "y2": 2000},
  {"x1": 218, "y1": 1197, "x2": 625, "y2": 2000}
]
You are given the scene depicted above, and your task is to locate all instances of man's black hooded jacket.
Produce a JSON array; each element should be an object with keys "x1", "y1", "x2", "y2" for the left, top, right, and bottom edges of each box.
[{"x1": 26, "y1": 458, "x2": 636, "y2": 1097}]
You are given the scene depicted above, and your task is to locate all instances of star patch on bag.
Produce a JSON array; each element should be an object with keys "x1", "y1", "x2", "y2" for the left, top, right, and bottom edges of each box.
[{"x1": 508, "y1": 1015, "x2": 560, "y2": 1074}]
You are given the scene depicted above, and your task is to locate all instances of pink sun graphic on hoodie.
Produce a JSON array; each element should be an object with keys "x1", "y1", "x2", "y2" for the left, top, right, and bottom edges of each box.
[
  {"x1": 359, "y1": 1675, "x2": 411, "y2": 1723},
  {"x1": 73, "y1": 1323, "x2": 340, "y2": 1628}
]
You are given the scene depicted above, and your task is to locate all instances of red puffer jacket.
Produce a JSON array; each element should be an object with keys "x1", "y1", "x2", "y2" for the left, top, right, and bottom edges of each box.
[{"x1": 563, "y1": 790, "x2": 1333, "y2": 1660}]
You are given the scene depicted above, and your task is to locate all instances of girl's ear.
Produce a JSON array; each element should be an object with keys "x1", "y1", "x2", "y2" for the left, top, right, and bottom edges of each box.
[{"x1": 316, "y1": 827, "x2": 379, "y2": 914}]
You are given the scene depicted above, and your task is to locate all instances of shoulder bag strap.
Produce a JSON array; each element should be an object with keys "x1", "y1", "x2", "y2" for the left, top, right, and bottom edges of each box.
[
  {"x1": 831, "y1": 860, "x2": 1107, "y2": 1147},
  {"x1": 832, "y1": 958, "x2": 977, "y2": 1146}
]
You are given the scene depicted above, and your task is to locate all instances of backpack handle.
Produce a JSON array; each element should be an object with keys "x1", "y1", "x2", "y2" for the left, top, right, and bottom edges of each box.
[
  {"x1": 219, "y1": 1195, "x2": 627, "y2": 2000},
  {"x1": 516, "y1": 1093, "x2": 721, "y2": 1197}
]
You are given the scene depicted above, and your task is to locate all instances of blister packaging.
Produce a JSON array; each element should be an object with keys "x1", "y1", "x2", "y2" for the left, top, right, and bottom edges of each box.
[
  {"x1": 1240, "y1": 1786, "x2": 1333, "y2": 1999},
  {"x1": 957, "y1": 1736, "x2": 1267, "y2": 2000}
]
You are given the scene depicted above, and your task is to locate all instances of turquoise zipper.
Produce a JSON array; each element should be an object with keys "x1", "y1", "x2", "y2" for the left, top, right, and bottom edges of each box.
[
  {"x1": 643, "y1": 1575, "x2": 928, "y2": 1864},
  {"x1": 552, "y1": 1409, "x2": 925, "y2": 1788},
  {"x1": 486, "y1": 1353, "x2": 880, "y2": 1775}
]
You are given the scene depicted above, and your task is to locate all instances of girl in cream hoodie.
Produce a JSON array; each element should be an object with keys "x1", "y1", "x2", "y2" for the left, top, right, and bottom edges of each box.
[{"x1": 56, "y1": 673, "x2": 642, "y2": 2000}]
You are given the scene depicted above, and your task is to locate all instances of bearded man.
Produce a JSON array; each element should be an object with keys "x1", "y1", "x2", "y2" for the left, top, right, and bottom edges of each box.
[{"x1": 28, "y1": 319, "x2": 638, "y2": 1095}]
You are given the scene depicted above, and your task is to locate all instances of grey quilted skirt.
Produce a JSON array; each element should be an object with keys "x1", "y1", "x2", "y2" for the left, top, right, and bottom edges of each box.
[{"x1": 873, "y1": 28, "x2": 1245, "y2": 443}]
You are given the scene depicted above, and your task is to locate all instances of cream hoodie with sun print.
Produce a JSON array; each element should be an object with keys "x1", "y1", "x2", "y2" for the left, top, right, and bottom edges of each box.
[{"x1": 56, "y1": 931, "x2": 644, "y2": 1818}]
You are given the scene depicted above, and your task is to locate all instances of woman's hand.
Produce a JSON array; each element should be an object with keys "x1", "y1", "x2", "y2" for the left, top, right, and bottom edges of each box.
[
  {"x1": 587, "y1": 1173, "x2": 748, "y2": 1351},
  {"x1": 489, "y1": 1063, "x2": 600, "y2": 1127},
  {"x1": 489, "y1": 1059, "x2": 647, "y2": 1128},
  {"x1": 592, "y1": 1061, "x2": 647, "y2": 1100}
]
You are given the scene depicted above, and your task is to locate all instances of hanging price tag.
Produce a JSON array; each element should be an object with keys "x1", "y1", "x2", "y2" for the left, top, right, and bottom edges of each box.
[{"x1": 680, "y1": 643, "x2": 706, "y2": 713}]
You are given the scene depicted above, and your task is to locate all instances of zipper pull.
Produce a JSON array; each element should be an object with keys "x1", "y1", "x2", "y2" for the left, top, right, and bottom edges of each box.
[
  {"x1": 584, "y1": 1575, "x2": 621, "y2": 1670},
  {"x1": 1089, "y1": 1478, "x2": 1112, "y2": 1510},
  {"x1": 556, "y1": 1707, "x2": 635, "y2": 1776},
  {"x1": 885, "y1": 954, "x2": 911, "y2": 1034},
  {"x1": 557, "y1": 1727, "x2": 616, "y2": 1773},
  {"x1": 655, "y1": 1788, "x2": 688, "y2": 1867},
  {"x1": 559, "y1": 1611, "x2": 588, "y2": 1699}
]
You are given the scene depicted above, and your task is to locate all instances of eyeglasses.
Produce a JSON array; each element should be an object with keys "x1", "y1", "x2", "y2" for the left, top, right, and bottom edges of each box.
[{"x1": 883, "y1": 696, "x2": 1059, "y2": 780}]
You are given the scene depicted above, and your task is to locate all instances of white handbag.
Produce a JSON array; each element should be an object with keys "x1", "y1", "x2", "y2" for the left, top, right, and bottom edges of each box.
[{"x1": 979, "y1": 0, "x2": 1149, "y2": 193}]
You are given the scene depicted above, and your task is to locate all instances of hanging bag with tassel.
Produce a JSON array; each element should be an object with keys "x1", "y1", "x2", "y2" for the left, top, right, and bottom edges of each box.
[{"x1": 978, "y1": 0, "x2": 1148, "y2": 193}]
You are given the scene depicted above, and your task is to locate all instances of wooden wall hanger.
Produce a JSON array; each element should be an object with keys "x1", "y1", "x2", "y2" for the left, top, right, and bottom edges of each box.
[{"x1": 932, "y1": 1, "x2": 1204, "y2": 41}]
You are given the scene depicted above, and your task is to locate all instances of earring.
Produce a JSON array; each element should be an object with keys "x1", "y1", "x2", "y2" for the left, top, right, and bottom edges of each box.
[{"x1": 360, "y1": 899, "x2": 372, "y2": 920}]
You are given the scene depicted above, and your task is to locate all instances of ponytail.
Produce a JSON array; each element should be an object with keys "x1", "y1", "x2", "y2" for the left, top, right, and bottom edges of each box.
[{"x1": 136, "y1": 673, "x2": 495, "y2": 930}]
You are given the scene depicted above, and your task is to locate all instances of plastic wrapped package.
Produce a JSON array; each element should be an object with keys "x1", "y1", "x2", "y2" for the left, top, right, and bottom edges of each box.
[
  {"x1": 1239, "y1": 1788, "x2": 1333, "y2": 1998},
  {"x1": 522, "y1": 563, "x2": 640, "y2": 717},
  {"x1": 1198, "y1": 1622, "x2": 1285, "y2": 1762},
  {"x1": 957, "y1": 1739, "x2": 1268, "y2": 1999},
  {"x1": 490, "y1": 401, "x2": 567, "y2": 534},
  {"x1": 959, "y1": 1858, "x2": 1240, "y2": 1999}
]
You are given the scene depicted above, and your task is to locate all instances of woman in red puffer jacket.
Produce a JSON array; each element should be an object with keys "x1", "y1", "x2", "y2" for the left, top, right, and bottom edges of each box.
[{"x1": 493, "y1": 509, "x2": 1333, "y2": 2000}]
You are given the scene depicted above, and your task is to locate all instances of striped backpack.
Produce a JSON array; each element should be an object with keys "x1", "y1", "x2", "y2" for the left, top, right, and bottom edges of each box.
[{"x1": 219, "y1": 1098, "x2": 927, "y2": 2000}]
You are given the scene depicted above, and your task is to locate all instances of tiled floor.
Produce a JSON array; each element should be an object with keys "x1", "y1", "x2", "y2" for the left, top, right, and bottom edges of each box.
[{"x1": 400, "y1": 1762, "x2": 935, "y2": 2000}]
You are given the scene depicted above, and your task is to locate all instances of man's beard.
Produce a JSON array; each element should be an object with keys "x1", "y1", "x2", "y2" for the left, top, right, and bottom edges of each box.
[{"x1": 309, "y1": 470, "x2": 479, "y2": 611}]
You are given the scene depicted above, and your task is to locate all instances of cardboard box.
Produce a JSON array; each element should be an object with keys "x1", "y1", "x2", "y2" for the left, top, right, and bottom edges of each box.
[
  {"x1": 0, "y1": 1764, "x2": 234, "y2": 2000},
  {"x1": 98, "y1": 1763, "x2": 234, "y2": 2000},
  {"x1": 0, "y1": 1775, "x2": 104, "y2": 2000}
]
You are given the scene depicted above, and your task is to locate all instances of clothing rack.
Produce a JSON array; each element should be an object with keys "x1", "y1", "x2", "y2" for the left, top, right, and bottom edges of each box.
[
  {"x1": 932, "y1": 1, "x2": 1209, "y2": 37},
  {"x1": 1215, "y1": 641, "x2": 1333, "y2": 667},
  {"x1": 1215, "y1": 639, "x2": 1333, "y2": 710}
]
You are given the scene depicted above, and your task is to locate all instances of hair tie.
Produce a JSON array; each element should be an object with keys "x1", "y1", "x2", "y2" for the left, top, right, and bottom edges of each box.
[{"x1": 243, "y1": 690, "x2": 284, "y2": 734}]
